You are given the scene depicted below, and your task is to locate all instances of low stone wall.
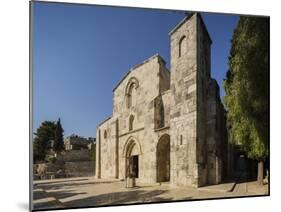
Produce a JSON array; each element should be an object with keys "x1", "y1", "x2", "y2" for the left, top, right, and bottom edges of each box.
[
  {"x1": 34, "y1": 149, "x2": 95, "y2": 180},
  {"x1": 61, "y1": 149, "x2": 91, "y2": 162},
  {"x1": 65, "y1": 161, "x2": 95, "y2": 177}
]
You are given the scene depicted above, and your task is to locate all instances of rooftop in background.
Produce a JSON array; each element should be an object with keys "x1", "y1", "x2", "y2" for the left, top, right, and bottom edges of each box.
[{"x1": 64, "y1": 134, "x2": 96, "y2": 151}]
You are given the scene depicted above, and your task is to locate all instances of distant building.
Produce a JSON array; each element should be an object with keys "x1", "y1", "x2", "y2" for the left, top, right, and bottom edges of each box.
[{"x1": 64, "y1": 135, "x2": 95, "y2": 150}]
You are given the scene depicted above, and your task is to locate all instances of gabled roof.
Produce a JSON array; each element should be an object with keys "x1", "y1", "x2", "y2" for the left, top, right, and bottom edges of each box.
[
  {"x1": 112, "y1": 54, "x2": 167, "y2": 92},
  {"x1": 97, "y1": 116, "x2": 112, "y2": 128}
]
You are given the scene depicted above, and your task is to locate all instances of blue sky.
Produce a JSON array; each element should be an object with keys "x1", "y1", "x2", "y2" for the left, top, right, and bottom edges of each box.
[{"x1": 32, "y1": 2, "x2": 239, "y2": 138}]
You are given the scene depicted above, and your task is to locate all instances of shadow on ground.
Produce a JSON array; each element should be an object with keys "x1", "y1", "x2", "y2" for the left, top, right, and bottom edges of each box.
[
  {"x1": 33, "y1": 180, "x2": 193, "y2": 209},
  {"x1": 61, "y1": 189, "x2": 190, "y2": 207},
  {"x1": 47, "y1": 190, "x2": 87, "y2": 200}
]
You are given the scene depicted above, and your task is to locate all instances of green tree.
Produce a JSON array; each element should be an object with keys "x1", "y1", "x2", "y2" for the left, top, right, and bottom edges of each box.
[
  {"x1": 53, "y1": 118, "x2": 64, "y2": 152},
  {"x1": 224, "y1": 16, "x2": 269, "y2": 184},
  {"x1": 33, "y1": 121, "x2": 56, "y2": 163}
]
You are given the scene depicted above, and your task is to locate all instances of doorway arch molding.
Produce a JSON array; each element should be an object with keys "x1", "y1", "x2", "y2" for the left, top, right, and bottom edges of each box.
[{"x1": 122, "y1": 136, "x2": 142, "y2": 158}]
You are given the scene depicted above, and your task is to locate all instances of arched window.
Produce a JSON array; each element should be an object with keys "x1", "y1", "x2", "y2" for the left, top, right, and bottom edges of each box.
[
  {"x1": 125, "y1": 77, "x2": 139, "y2": 109},
  {"x1": 127, "y1": 83, "x2": 135, "y2": 108},
  {"x1": 104, "y1": 130, "x2": 107, "y2": 139},
  {"x1": 129, "y1": 115, "x2": 134, "y2": 131},
  {"x1": 160, "y1": 104, "x2": 165, "y2": 128},
  {"x1": 179, "y1": 35, "x2": 187, "y2": 57}
]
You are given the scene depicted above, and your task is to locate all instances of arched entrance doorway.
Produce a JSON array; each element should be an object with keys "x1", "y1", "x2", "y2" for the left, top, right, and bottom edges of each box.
[
  {"x1": 124, "y1": 138, "x2": 141, "y2": 178},
  {"x1": 157, "y1": 134, "x2": 170, "y2": 182}
]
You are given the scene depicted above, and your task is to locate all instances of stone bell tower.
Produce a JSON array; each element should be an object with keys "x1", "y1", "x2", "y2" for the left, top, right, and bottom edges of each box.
[{"x1": 169, "y1": 13, "x2": 214, "y2": 187}]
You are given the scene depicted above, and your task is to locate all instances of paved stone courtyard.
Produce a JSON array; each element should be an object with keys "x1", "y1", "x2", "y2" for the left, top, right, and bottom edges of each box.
[{"x1": 33, "y1": 176, "x2": 269, "y2": 210}]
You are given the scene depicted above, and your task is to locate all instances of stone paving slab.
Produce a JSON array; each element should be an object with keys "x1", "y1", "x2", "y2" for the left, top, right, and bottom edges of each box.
[
  {"x1": 197, "y1": 182, "x2": 235, "y2": 193},
  {"x1": 33, "y1": 188, "x2": 64, "y2": 210},
  {"x1": 32, "y1": 177, "x2": 269, "y2": 210}
]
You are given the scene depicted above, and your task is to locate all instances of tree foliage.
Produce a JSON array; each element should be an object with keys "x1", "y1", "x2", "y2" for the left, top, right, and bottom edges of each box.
[
  {"x1": 53, "y1": 118, "x2": 64, "y2": 152},
  {"x1": 224, "y1": 16, "x2": 269, "y2": 161},
  {"x1": 33, "y1": 121, "x2": 56, "y2": 162}
]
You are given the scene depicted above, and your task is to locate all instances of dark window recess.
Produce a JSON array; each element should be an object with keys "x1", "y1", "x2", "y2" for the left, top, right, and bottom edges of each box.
[
  {"x1": 129, "y1": 115, "x2": 134, "y2": 131},
  {"x1": 160, "y1": 105, "x2": 165, "y2": 128},
  {"x1": 180, "y1": 135, "x2": 183, "y2": 145}
]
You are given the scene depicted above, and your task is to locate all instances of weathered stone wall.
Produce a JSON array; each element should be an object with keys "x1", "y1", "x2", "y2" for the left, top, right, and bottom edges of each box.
[
  {"x1": 197, "y1": 15, "x2": 227, "y2": 185},
  {"x1": 65, "y1": 161, "x2": 95, "y2": 177},
  {"x1": 112, "y1": 56, "x2": 161, "y2": 183},
  {"x1": 34, "y1": 150, "x2": 95, "y2": 180},
  {"x1": 196, "y1": 14, "x2": 211, "y2": 186},
  {"x1": 159, "y1": 62, "x2": 170, "y2": 93},
  {"x1": 62, "y1": 149, "x2": 91, "y2": 162},
  {"x1": 169, "y1": 14, "x2": 198, "y2": 187},
  {"x1": 113, "y1": 55, "x2": 167, "y2": 136},
  {"x1": 96, "y1": 118, "x2": 116, "y2": 179},
  {"x1": 96, "y1": 55, "x2": 171, "y2": 185},
  {"x1": 197, "y1": 16, "x2": 227, "y2": 185}
]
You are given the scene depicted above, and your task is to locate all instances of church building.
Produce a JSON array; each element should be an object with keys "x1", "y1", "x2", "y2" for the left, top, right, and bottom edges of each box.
[{"x1": 95, "y1": 13, "x2": 228, "y2": 187}]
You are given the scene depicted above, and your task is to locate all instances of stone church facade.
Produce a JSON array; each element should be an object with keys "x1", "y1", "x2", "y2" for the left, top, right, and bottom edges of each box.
[{"x1": 95, "y1": 13, "x2": 228, "y2": 187}]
